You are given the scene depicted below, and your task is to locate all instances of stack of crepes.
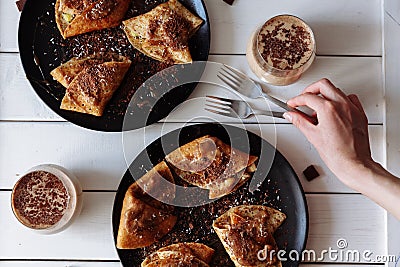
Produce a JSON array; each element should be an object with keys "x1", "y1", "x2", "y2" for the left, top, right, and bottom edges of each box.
[
  {"x1": 116, "y1": 135, "x2": 286, "y2": 266},
  {"x1": 50, "y1": 53, "x2": 131, "y2": 116},
  {"x1": 51, "y1": 0, "x2": 204, "y2": 116},
  {"x1": 165, "y1": 135, "x2": 258, "y2": 199}
]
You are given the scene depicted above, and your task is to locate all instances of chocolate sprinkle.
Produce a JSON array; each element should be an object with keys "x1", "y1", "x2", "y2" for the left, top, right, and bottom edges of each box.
[{"x1": 259, "y1": 21, "x2": 312, "y2": 70}]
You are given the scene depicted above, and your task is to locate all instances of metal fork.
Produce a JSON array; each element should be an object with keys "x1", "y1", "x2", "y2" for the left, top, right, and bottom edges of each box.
[
  {"x1": 217, "y1": 64, "x2": 317, "y2": 124},
  {"x1": 205, "y1": 95, "x2": 285, "y2": 119}
]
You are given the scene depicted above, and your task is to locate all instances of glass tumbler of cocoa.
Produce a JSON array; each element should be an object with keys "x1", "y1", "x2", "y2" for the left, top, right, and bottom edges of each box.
[
  {"x1": 246, "y1": 15, "x2": 316, "y2": 86},
  {"x1": 11, "y1": 164, "x2": 83, "y2": 234}
]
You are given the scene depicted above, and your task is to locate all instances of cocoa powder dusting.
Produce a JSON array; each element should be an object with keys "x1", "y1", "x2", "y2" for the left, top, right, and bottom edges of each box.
[{"x1": 147, "y1": 8, "x2": 191, "y2": 50}]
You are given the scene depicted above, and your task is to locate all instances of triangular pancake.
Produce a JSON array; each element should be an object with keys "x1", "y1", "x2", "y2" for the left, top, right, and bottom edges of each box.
[
  {"x1": 55, "y1": 0, "x2": 130, "y2": 38},
  {"x1": 122, "y1": 0, "x2": 203, "y2": 64},
  {"x1": 165, "y1": 135, "x2": 258, "y2": 199},
  {"x1": 55, "y1": 55, "x2": 131, "y2": 116},
  {"x1": 142, "y1": 243, "x2": 214, "y2": 266},
  {"x1": 50, "y1": 53, "x2": 127, "y2": 88},
  {"x1": 212, "y1": 205, "x2": 286, "y2": 267},
  {"x1": 116, "y1": 161, "x2": 177, "y2": 249}
]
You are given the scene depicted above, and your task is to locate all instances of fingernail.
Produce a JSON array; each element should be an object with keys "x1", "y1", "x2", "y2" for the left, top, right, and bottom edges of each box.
[{"x1": 283, "y1": 112, "x2": 292, "y2": 122}]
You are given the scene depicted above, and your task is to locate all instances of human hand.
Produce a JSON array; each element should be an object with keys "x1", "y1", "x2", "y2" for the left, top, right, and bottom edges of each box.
[{"x1": 283, "y1": 78, "x2": 374, "y2": 189}]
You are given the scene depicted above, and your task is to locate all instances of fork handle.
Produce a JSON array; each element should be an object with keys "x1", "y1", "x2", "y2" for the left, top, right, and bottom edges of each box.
[
  {"x1": 260, "y1": 93, "x2": 318, "y2": 124},
  {"x1": 252, "y1": 110, "x2": 285, "y2": 119}
]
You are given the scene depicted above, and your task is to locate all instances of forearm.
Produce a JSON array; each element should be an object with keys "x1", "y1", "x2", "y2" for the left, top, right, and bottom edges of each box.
[{"x1": 346, "y1": 161, "x2": 400, "y2": 220}]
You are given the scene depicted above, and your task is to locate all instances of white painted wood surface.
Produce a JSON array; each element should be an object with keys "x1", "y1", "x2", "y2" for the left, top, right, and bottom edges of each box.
[
  {"x1": 0, "y1": 54, "x2": 384, "y2": 124},
  {"x1": 0, "y1": 0, "x2": 20, "y2": 52},
  {"x1": 0, "y1": 122, "x2": 384, "y2": 193},
  {"x1": 0, "y1": 192, "x2": 386, "y2": 263},
  {"x1": 385, "y1": 0, "x2": 400, "y2": 23}
]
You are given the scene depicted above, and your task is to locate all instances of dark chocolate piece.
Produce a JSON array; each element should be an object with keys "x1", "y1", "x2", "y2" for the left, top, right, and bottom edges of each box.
[
  {"x1": 303, "y1": 165, "x2": 320, "y2": 181},
  {"x1": 223, "y1": 0, "x2": 235, "y2": 6},
  {"x1": 16, "y1": 0, "x2": 26, "y2": 11}
]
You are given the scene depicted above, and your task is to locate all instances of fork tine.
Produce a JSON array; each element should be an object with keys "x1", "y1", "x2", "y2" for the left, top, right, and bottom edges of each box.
[
  {"x1": 205, "y1": 105, "x2": 231, "y2": 115},
  {"x1": 205, "y1": 107, "x2": 236, "y2": 118},
  {"x1": 219, "y1": 69, "x2": 241, "y2": 86},
  {"x1": 205, "y1": 102, "x2": 230, "y2": 112},
  {"x1": 205, "y1": 108, "x2": 230, "y2": 117},
  {"x1": 205, "y1": 99, "x2": 231, "y2": 109},
  {"x1": 217, "y1": 74, "x2": 241, "y2": 91},
  {"x1": 223, "y1": 64, "x2": 248, "y2": 80}
]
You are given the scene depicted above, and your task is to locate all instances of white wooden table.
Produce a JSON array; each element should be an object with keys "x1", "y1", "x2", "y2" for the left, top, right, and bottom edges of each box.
[{"x1": 1, "y1": 0, "x2": 399, "y2": 266}]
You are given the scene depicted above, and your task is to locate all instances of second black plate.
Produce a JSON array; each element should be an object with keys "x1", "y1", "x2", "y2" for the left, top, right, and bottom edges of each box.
[{"x1": 112, "y1": 123, "x2": 308, "y2": 267}]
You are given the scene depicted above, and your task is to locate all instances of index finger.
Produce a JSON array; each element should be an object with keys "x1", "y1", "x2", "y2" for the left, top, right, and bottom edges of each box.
[
  {"x1": 303, "y1": 78, "x2": 347, "y2": 101},
  {"x1": 287, "y1": 92, "x2": 327, "y2": 112}
]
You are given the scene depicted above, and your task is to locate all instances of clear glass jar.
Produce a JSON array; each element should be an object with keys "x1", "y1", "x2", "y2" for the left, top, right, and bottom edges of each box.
[
  {"x1": 11, "y1": 164, "x2": 82, "y2": 234},
  {"x1": 246, "y1": 15, "x2": 316, "y2": 86}
]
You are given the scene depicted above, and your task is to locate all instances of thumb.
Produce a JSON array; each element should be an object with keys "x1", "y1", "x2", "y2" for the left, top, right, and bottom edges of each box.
[{"x1": 283, "y1": 111, "x2": 315, "y2": 137}]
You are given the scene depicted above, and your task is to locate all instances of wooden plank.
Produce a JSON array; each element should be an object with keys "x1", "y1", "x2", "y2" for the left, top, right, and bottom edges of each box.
[
  {"x1": 305, "y1": 195, "x2": 386, "y2": 263},
  {"x1": 383, "y1": 10, "x2": 400, "y2": 266},
  {"x1": 0, "y1": 192, "x2": 385, "y2": 262},
  {"x1": 0, "y1": 54, "x2": 384, "y2": 124},
  {"x1": 204, "y1": 0, "x2": 382, "y2": 55},
  {"x1": 0, "y1": 0, "x2": 382, "y2": 55},
  {"x1": 0, "y1": 122, "x2": 384, "y2": 193},
  {"x1": 0, "y1": 192, "x2": 119, "y2": 260},
  {"x1": 0, "y1": 0, "x2": 20, "y2": 53},
  {"x1": 385, "y1": 0, "x2": 400, "y2": 23},
  {"x1": 0, "y1": 54, "x2": 61, "y2": 121}
]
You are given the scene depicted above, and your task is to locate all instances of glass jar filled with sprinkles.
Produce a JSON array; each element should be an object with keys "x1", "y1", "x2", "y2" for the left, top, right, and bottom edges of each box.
[
  {"x1": 246, "y1": 15, "x2": 316, "y2": 86},
  {"x1": 11, "y1": 164, "x2": 82, "y2": 234}
]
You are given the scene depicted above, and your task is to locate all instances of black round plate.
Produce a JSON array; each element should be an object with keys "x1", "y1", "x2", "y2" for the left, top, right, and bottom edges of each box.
[
  {"x1": 112, "y1": 123, "x2": 309, "y2": 267},
  {"x1": 18, "y1": 0, "x2": 210, "y2": 132}
]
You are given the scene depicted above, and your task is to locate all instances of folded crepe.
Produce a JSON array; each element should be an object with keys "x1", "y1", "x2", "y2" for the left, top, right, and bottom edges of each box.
[
  {"x1": 165, "y1": 135, "x2": 258, "y2": 199},
  {"x1": 122, "y1": 0, "x2": 203, "y2": 64},
  {"x1": 212, "y1": 205, "x2": 286, "y2": 267},
  {"x1": 142, "y1": 242, "x2": 214, "y2": 267},
  {"x1": 50, "y1": 54, "x2": 131, "y2": 116},
  {"x1": 116, "y1": 161, "x2": 177, "y2": 249},
  {"x1": 55, "y1": 0, "x2": 130, "y2": 38}
]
